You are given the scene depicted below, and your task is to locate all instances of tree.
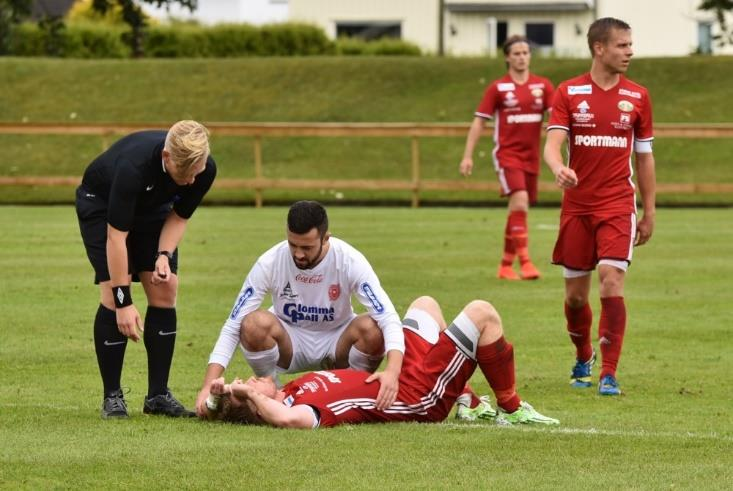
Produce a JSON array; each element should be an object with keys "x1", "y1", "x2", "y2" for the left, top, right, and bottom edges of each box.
[
  {"x1": 90, "y1": 0, "x2": 198, "y2": 57},
  {"x1": 699, "y1": 0, "x2": 733, "y2": 46},
  {"x1": 0, "y1": 0, "x2": 31, "y2": 54}
]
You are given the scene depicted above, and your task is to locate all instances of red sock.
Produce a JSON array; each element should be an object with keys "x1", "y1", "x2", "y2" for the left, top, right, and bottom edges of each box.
[
  {"x1": 508, "y1": 210, "x2": 531, "y2": 264},
  {"x1": 565, "y1": 302, "x2": 594, "y2": 362},
  {"x1": 501, "y1": 216, "x2": 516, "y2": 266},
  {"x1": 476, "y1": 337, "x2": 520, "y2": 413},
  {"x1": 599, "y1": 296, "x2": 627, "y2": 379}
]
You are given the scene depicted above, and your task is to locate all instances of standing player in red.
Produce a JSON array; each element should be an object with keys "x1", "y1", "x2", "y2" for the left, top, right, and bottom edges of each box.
[
  {"x1": 459, "y1": 35, "x2": 554, "y2": 280},
  {"x1": 544, "y1": 18, "x2": 656, "y2": 396},
  {"x1": 204, "y1": 295, "x2": 559, "y2": 428}
]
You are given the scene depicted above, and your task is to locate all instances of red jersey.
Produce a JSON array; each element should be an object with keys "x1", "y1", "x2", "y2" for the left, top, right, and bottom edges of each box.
[
  {"x1": 281, "y1": 330, "x2": 475, "y2": 427},
  {"x1": 475, "y1": 73, "x2": 554, "y2": 174},
  {"x1": 548, "y1": 73, "x2": 654, "y2": 215}
]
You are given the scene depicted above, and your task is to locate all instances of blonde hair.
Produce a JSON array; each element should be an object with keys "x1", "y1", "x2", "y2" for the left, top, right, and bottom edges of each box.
[{"x1": 164, "y1": 120, "x2": 210, "y2": 170}]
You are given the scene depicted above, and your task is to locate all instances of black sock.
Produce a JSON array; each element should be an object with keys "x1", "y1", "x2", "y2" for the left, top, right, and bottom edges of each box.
[
  {"x1": 143, "y1": 306, "x2": 177, "y2": 398},
  {"x1": 93, "y1": 304, "x2": 127, "y2": 397}
]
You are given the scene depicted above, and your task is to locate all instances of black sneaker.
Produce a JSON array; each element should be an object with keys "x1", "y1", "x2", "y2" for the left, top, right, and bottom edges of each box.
[
  {"x1": 143, "y1": 390, "x2": 195, "y2": 418},
  {"x1": 101, "y1": 389, "x2": 129, "y2": 419}
]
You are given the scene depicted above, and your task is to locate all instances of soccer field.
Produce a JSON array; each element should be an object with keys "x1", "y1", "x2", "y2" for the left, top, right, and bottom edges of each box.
[{"x1": 1, "y1": 206, "x2": 731, "y2": 489}]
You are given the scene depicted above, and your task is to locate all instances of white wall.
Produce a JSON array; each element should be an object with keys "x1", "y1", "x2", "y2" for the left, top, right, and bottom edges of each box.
[
  {"x1": 143, "y1": 0, "x2": 288, "y2": 25},
  {"x1": 289, "y1": 0, "x2": 440, "y2": 53},
  {"x1": 597, "y1": 0, "x2": 733, "y2": 56}
]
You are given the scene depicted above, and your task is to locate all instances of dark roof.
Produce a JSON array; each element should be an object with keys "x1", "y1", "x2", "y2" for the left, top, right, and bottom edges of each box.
[
  {"x1": 447, "y1": 2, "x2": 592, "y2": 12},
  {"x1": 31, "y1": 0, "x2": 76, "y2": 19}
]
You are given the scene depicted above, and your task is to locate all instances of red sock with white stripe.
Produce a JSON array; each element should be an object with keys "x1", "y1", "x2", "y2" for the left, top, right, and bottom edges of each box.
[
  {"x1": 476, "y1": 337, "x2": 520, "y2": 413},
  {"x1": 565, "y1": 302, "x2": 594, "y2": 362},
  {"x1": 599, "y1": 296, "x2": 627, "y2": 379}
]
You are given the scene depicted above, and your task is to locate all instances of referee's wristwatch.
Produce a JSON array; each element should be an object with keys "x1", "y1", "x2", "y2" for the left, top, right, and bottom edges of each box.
[{"x1": 155, "y1": 250, "x2": 173, "y2": 261}]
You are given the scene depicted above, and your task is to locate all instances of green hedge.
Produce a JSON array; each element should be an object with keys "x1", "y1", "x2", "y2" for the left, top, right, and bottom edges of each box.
[
  {"x1": 335, "y1": 37, "x2": 421, "y2": 56},
  {"x1": 8, "y1": 22, "x2": 397, "y2": 58},
  {"x1": 9, "y1": 22, "x2": 129, "y2": 58}
]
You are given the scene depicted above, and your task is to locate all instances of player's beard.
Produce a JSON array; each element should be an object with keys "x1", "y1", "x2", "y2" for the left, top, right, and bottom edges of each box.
[{"x1": 293, "y1": 240, "x2": 324, "y2": 270}]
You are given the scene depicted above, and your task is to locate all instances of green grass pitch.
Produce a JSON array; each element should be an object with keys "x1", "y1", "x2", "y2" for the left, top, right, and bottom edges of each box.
[{"x1": 0, "y1": 206, "x2": 731, "y2": 489}]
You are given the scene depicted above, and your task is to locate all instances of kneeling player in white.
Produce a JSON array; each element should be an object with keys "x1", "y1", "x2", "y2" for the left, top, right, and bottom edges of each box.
[{"x1": 195, "y1": 201, "x2": 404, "y2": 417}]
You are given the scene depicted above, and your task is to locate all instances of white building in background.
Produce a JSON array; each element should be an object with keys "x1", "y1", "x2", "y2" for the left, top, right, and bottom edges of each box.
[
  {"x1": 289, "y1": 0, "x2": 733, "y2": 57},
  {"x1": 144, "y1": 0, "x2": 733, "y2": 57},
  {"x1": 143, "y1": 0, "x2": 288, "y2": 25}
]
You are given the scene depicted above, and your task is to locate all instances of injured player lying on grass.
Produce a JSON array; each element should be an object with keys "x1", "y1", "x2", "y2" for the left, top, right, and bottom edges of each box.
[{"x1": 202, "y1": 295, "x2": 559, "y2": 428}]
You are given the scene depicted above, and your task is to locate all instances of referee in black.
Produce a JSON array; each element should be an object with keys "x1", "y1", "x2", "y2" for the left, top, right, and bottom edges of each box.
[{"x1": 76, "y1": 120, "x2": 216, "y2": 419}]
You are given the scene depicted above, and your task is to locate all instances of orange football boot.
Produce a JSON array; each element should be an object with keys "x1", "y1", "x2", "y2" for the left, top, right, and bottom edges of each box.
[{"x1": 497, "y1": 264, "x2": 520, "y2": 280}]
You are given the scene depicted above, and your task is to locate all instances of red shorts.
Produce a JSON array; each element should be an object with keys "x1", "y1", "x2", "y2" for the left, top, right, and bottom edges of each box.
[
  {"x1": 552, "y1": 213, "x2": 636, "y2": 271},
  {"x1": 396, "y1": 328, "x2": 476, "y2": 423},
  {"x1": 496, "y1": 167, "x2": 538, "y2": 204}
]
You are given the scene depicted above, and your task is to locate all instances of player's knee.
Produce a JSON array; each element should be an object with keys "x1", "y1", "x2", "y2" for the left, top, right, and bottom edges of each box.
[
  {"x1": 463, "y1": 300, "x2": 503, "y2": 337},
  {"x1": 147, "y1": 278, "x2": 178, "y2": 307},
  {"x1": 565, "y1": 294, "x2": 588, "y2": 309},
  {"x1": 350, "y1": 316, "x2": 383, "y2": 352},
  {"x1": 241, "y1": 310, "x2": 276, "y2": 347},
  {"x1": 409, "y1": 295, "x2": 439, "y2": 311}
]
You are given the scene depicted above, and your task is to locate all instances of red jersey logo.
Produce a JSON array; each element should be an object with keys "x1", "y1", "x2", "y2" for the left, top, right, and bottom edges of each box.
[{"x1": 328, "y1": 284, "x2": 340, "y2": 301}]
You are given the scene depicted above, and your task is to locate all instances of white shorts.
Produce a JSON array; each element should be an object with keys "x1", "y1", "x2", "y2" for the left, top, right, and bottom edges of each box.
[{"x1": 276, "y1": 313, "x2": 357, "y2": 373}]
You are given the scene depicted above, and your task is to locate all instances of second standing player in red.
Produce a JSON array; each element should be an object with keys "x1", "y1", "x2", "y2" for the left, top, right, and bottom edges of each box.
[
  {"x1": 459, "y1": 35, "x2": 554, "y2": 280},
  {"x1": 544, "y1": 18, "x2": 656, "y2": 396}
]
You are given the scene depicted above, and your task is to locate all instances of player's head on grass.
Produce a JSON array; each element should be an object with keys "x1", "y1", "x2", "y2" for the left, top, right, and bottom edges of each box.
[
  {"x1": 287, "y1": 200, "x2": 331, "y2": 270},
  {"x1": 587, "y1": 17, "x2": 633, "y2": 74},
  {"x1": 163, "y1": 120, "x2": 210, "y2": 186}
]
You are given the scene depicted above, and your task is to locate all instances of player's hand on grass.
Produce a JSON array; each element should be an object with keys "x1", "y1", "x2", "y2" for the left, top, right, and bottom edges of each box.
[
  {"x1": 459, "y1": 158, "x2": 474, "y2": 177},
  {"x1": 366, "y1": 369, "x2": 399, "y2": 410},
  {"x1": 116, "y1": 304, "x2": 143, "y2": 342}
]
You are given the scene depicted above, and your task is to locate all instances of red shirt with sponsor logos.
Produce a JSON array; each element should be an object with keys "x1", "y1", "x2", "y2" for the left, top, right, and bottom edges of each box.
[
  {"x1": 282, "y1": 330, "x2": 475, "y2": 427},
  {"x1": 475, "y1": 73, "x2": 554, "y2": 174},
  {"x1": 548, "y1": 73, "x2": 654, "y2": 215}
]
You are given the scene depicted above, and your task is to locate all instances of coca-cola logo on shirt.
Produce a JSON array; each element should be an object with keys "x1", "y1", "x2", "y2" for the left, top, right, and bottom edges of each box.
[{"x1": 295, "y1": 273, "x2": 324, "y2": 284}]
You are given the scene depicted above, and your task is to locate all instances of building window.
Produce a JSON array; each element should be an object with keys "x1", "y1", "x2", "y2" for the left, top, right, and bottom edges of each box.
[
  {"x1": 497, "y1": 21, "x2": 507, "y2": 47},
  {"x1": 698, "y1": 22, "x2": 713, "y2": 54},
  {"x1": 336, "y1": 22, "x2": 402, "y2": 40},
  {"x1": 525, "y1": 22, "x2": 554, "y2": 47}
]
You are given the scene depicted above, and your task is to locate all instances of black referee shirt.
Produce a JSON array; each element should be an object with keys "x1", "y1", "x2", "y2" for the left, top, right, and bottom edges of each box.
[{"x1": 80, "y1": 130, "x2": 217, "y2": 231}]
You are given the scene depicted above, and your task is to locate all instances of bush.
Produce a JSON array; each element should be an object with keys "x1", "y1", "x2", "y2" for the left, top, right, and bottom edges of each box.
[
  {"x1": 335, "y1": 37, "x2": 421, "y2": 56},
  {"x1": 7, "y1": 22, "x2": 420, "y2": 58},
  {"x1": 8, "y1": 22, "x2": 128, "y2": 58},
  {"x1": 205, "y1": 24, "x2": 262, "y2": 57},
  {"x1": 258, "y1": 23, "x2": 334, "y2": 56},
  {"x1": 144, "y1": 25, "x2": 211, "y2": 57}
]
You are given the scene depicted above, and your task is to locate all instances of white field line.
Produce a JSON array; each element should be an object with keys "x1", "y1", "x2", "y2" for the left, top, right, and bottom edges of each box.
[
  {"x1": 1, "y1": 403, "x2": 731, "y2": 443},
  {"x1": 443, "y1": 422, "x2": 733, "y2": 442}
]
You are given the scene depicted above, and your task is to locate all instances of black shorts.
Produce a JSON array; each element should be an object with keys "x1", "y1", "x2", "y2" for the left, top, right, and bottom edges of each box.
[{"x1": 75, "y1": 186, "x2": 178, "y2": 284}]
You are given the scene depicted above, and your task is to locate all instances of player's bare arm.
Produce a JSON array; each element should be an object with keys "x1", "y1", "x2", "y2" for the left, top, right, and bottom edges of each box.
[
  {"x1": 366, "y1": 349, "x2": 403, "y2": 410},
  {"x1": 544, "y1": 129, "x2": 578, "y2": 189},
  {"x1": 634, "y1": 151, "x2": 656, "y2": 246},
  {"x1": 195, "y1": 362, "x2": 227, "y2": 417},
  {"x1": 106, "y1": 224, "x2": 143, "y2": 342},
  {"x1": 459, "y1": 117, "x2": 485, "y2": 176},
  {"x1": 227, "y1": 380, "x2": 316, "y2": 429}
]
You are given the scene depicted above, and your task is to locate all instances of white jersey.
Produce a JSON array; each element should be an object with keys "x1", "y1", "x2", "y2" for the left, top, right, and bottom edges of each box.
[{"x1": 208, "y1": 237, "x2": 404, "y2": 368}]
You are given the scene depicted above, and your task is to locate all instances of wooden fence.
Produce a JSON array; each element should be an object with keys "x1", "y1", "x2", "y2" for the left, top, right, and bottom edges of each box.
[{"x1": 1, "y1": 122, "x2": 732, "y2": 207}]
